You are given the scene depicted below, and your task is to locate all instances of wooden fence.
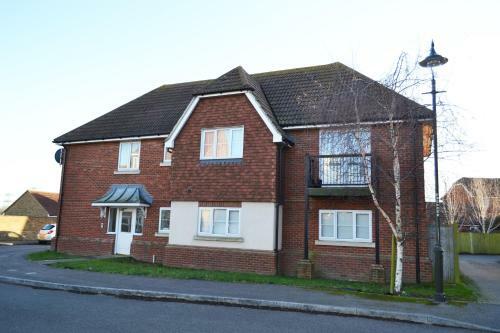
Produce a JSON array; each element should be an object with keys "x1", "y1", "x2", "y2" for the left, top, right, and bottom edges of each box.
[
  {"x1": 428, "y1": 224, "x2": 460, "y2": 283},
  {"x1": 457, "y1": 232, "x2": 500, "y2": 254}
]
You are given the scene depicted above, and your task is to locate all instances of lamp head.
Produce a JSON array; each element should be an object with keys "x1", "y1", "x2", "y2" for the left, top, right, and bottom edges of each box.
[{"x1": 419, "y1": 41, "x2": 448, "y2": 68}]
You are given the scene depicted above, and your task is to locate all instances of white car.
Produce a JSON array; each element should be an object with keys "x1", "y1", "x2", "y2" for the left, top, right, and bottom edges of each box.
[{"x1": 37, "y1": 224, "x2": 57, "y2": 244}]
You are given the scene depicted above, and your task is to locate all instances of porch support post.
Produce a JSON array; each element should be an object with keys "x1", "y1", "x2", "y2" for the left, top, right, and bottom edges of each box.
[{"x1": 374, "y1": 155, "x2": 380, "y2": 264}]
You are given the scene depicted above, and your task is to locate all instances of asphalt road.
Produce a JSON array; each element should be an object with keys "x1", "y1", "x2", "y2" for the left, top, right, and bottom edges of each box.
[
  {"x1": 460, "y1": 255, "x2": 500, "y2": 304},
  {"x1": 0, "y1": 283, "x2": 474, "y2": 333}
]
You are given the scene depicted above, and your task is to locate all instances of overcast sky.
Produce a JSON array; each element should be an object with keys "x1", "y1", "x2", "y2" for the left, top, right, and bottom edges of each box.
[{"x1": 1, "y1": 0, "x2": 498, "y2": 206}]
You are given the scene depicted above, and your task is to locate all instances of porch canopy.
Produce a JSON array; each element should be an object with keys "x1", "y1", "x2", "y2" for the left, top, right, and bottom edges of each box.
[{"x1": 91, "y1": 184, "x2": 153, "y2": 207}]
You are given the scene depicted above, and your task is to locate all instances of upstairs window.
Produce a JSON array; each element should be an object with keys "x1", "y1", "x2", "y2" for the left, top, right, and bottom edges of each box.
[
  {"x1": 200, "y1": 127, "x2": 244, "y2": 160},
  {"x1": 118, "y1": 141, "x2": 141, "y2": 171},
  {"x1": 319, "y1": 129, "x2": 371, "y2": 185}
]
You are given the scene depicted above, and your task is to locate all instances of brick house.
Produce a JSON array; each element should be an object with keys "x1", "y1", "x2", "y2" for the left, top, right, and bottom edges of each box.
[
  {"x1": 53, "y1": 63, "x2": 433, "y2": 282},
  {"x1": 1, "y1": 190, "x2": 58, "y2": 240}
]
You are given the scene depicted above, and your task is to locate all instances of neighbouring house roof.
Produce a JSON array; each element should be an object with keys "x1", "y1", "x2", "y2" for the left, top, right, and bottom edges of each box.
[
  {"x1": 2, "y1": 190, "x2": 59, "y2": 217},
  {"x1": 53, "y1": 62, "x2": 432, "y2": 144},
  {"x1": 453, "y1": 177, "x2": 500, "y2": 189},
  {"x1": 29, "y1": 191, "x2": 59, "y2": 216},
  {"x1": 91, "y1": 184, "x2": 153, "y2": 207}
]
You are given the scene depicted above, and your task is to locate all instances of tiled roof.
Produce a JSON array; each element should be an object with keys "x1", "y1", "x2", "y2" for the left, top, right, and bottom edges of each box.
[
  {"x1": 194, "y1": 66, "x2": 256, "y2": 95},
  {"x1": 54, "y1": 62, "x2": 432, "y2": 143},
  {"x1": 29, "y1": 191, "x2": 59, "y2": 216}
]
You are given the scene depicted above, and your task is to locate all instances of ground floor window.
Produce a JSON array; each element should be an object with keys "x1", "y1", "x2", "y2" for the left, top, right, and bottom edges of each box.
[
  {"x1": 319, "y1": 210, "x2": 372, "y2": 242},
  {"x1": 107, "y1": 208, "x2": 117, "y2": 233},
  {"x1": 107, "y1": 208, "x2": 144, "y2": 235},
  {"x1": 198, "y1": 207, "x2": 240, "y2": 236},
  {"x1": 135, "y1": 208, "x2": 145, "y2": 235},
  {"x1": 158, "y1": 208, "x2": 171, "y2": 233}
]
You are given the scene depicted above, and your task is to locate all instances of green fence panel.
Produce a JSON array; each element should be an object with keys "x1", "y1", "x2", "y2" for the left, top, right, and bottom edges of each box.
[{"x1": 458, "y1": 232, "x2": 500, "y2": 254}]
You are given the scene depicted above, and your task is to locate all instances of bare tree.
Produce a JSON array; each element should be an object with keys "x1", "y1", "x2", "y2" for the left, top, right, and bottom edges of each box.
[
  {"x1": 466, "y1": 179, "x2": 500, "y2": 233},
  {"x1": 299, "y1": 55, "x2": 430, "y2": 294},
  {"x1": 442, "y1": 182, "x2": 469, "y2": 228}
]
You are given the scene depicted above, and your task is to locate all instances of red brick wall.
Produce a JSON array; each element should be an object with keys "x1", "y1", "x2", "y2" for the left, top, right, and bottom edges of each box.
[
  {"x1": 164, "y1": 245, "x2": 277, "y2": 275},
  {"x1": 56, "y1": 93, "x2": 431, "y2": 282},
  {"x1": 280, "y1": 124, "x2": 433, "y2": 282},
  {"x1": 57, "y1": 138, "x2": 171, "y2": 257},
  {"x1": 171, "y1": 95, "x2": 277, "y2": 202}
]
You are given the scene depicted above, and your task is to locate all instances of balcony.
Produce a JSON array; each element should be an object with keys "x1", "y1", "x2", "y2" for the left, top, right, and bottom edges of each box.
[{"x1": 306, "y1": 154, "x2": 372, "y2": 197}]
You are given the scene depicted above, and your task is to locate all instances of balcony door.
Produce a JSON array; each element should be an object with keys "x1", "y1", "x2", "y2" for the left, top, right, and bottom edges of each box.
[{"x1": 319, "y1": 129, "x2": 371, "y2": 186}]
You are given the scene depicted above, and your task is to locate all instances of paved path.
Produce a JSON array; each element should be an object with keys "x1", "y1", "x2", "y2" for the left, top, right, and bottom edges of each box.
[
  {"x1": 1, "y1": 245, "x2": 499, "y2": 329},
  {"x1": 0, "y1": 283, "x2": 471, "y2": 333},
  {"x1": 460, "y1": 255, "x2": 500, "y2": 305}
]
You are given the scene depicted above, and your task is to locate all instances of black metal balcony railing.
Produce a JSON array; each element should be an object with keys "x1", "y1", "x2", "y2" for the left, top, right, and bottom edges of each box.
[{"x1": 307, "y1": 154, "x2": 371, "y2": 187}]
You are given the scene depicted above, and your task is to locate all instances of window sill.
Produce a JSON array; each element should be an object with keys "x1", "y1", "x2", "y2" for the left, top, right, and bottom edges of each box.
[
  {"x1": 194, "y1": 235, "x2": 244, "y2": 242},
  {"x1": 159, "y1": 161, "x2": 171, "y2": 167},
  {"x1": 315, "y1": 240, "x2": 375, "y2": 248},
  {"x1": 155, "y1": 232, "x2": 170, "y2": 237},
  {"x1": 200, "y1": 158, "x2": 242, "y2": 166},
  {"x1": 114, "y1": 170, "x2": 140, "y2": 175}
]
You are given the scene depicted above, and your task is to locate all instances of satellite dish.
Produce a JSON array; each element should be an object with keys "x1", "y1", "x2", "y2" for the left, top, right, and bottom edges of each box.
[{"x1": 55, "y1": 148, "x2": 65, "y2": 165}]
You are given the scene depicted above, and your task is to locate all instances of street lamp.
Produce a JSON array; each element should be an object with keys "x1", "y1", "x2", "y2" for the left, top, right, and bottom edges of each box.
[{"x1": 419, "y1": 41, "x2": 448, "y2": 302}]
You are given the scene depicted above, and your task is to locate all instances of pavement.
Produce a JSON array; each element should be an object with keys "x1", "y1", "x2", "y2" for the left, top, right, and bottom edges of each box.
[
  {"x1": 460, "y1": 255, "x2": 500, "y2": 305},
  {"x1": 0, "y1": 245, "x2": 499, "y2": 331}
]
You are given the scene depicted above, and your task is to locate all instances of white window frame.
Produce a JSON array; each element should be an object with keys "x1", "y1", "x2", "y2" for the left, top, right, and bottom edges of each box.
[
  {"x1": 199, "y1": 126, "x2": 244, "y2": 160},
  {"x1": 197, "y1": 207, "x2": 241, "y2": 237},
  {"x1": 117, "y1": 141, "x2": 141, "y2": 171},
  {"x1": 107, "y1": 208, "x2": 118, "y2": 234},
  {"x1": 158, "y1": 207, "x2": 171, "y2": 234},
  {"x1": 319, "y1": 210, "x2": 372, "y2": 242},
  {"x1": 134, "y1": 208, "x2": 144, "y2": 236}
]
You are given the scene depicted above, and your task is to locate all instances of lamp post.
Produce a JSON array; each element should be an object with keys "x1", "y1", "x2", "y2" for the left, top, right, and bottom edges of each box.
[{"x1": 419, "y1": 41, "x2": 448, "y2": 302}]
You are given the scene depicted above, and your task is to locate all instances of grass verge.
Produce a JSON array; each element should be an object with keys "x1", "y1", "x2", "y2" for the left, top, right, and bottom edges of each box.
[
  {"x1": 27, "y1": 250, "x2": 79, "y2": 261},
  {"x1": 51, "y1": 256, "x2": 478, "y2": 304}
]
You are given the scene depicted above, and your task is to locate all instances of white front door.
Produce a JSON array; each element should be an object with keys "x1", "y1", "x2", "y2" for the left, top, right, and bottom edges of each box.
[{"x1": 115, "y1": 208, "x2": 136, "y2": 255}]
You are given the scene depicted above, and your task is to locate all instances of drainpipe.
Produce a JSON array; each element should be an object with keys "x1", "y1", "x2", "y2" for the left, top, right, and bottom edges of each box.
[
  {"x1": 274, "y1": 143, "x2": 286, "y2": 274},
  {"x1": 54, "y1": 146, "x2": 67, "y2": 252},
  {"x1": 412, "y1": 124, "x2": 421, "y2": 283},
  {"x1": 374, "y1": 155, "x2": 380, "y2": 265}
]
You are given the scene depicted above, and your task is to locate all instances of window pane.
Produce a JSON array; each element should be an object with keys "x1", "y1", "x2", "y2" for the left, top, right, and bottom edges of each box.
[
  {"x1": 203, "y1": 131, "x2": 215, "y2": 158},
  {"x1": 212, "y1": 209, "x2": 226, "y2": 234},
  {"x1": 130, "y1": 155, "x2": 140, "y2": 169},
  {"x1": 320, "y1": 129, "x2": 371, "y2": 155},
  {"x1": 119, "y1": 143, "x2": 131, "y2": 169},
  {"x1": 160, "y1": 210, "x2": 170, "y2": 231},
  {"x1": 108, "y1": 209, "x2": 117, "y2": 233},
  {"x1": 320, "y1": 212, "x2": 334, "y2": 237},
  {"x1": 213, "y1": 209, "x2": 226, "y2": 222},
  {"x1": 135, "y1": 215, "x2": 143, "y2": 234},
  {"x1": 131, "y1": 142, "x2": 140, "y2": 154},
  {"x1": 216, "y1": 130, "x2": 229, "y2": 158},
  {"x1": 130, "y1": 142, "x2": 140, "y2": 169},
  {"x1": 356, "y1": 213, "x2": 370, "y2": 239},
  {"x1": 337, "y1": 212, "x2": 353, "y2": 239},
  {"x1": 231, "y1": 128, "x2": 243, "y2": 158},
  {"x1": 213, "y1": 221, "x2": 226, "y2": 235},
  {"x1": 121, "y1": 212, "x2": 132, "y2": 232},
  {"x1": 200, "y1": 209, "x2": 211, "y2": 233},
  {"x1": 228, "y1": 210, "x2": 239, "y2": 235}
]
